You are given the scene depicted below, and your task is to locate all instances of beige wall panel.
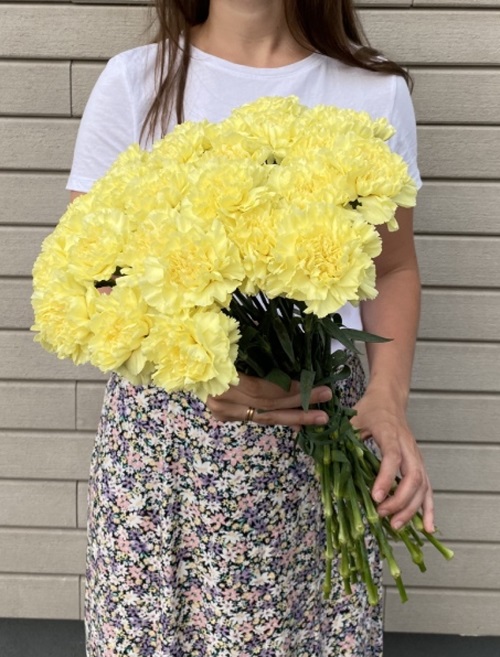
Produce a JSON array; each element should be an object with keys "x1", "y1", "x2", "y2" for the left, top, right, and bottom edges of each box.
[
  {"x1": 414, "y1": 182, "x2": 500, "y2": 235},
  {"x1": 72, "y1": 62, "x2": 106, "y2": 117},
  {"x1": 0, "y1": 331, "x2": 106, "y2": 381},
  {"x1": 384, "y1": 543, "x2": 500, "y2": 590},
  {"x1": 384, "y1": 588, "x2": 500, "y2": 635},
  {"x1": 412, "y1": 342, "x2": 500, "y2": 393},
  {"x1": 421, "y1": 444, "x2": 500, "y2": 492},
  {"x1": 0, "y1": 5, "x2": 150, "y2": 59},
  {"x1": 0, "y1": 280, "x2": 34, "y2": 330},
  {"x1": 0, "y1": 226, "x2": 52, "y2": 276},
  {"x1": 0, "y1": 574, "x2": 79, "y2": 619},
  {"x1": 419, "y1": 289, "x2": 500, "y2": 341},
  {"x1": 433, "y1": 492, "x2": 500, "y2": 542},
  {"x1": 77, "y1": 481, "x2": 89, "y2": 529},
  {"x1": 418, "y1": 126, "x2": 500, "y2": 179},
  {"x1": 1, "y1": 7, "x2": 499, "y2": 64},
  {"x1": 0, "y1": 118, "x2": 78, "y2": 170},
  {"x1": 361, "y1": 10, "x2": 500, "y2": 65},
  {"x1": 77, "y1": 382, "x2": 106, "y2": 431},
  {"x1": 0, "y1": 528, "x2": 86, "y2": 574},
  {"x1": 408, "y1": 393, "x2": 500, "y2": 444},
  {"x1": 416, "y1": 235, "x2": 500, "y2": 288},
  {"x1": 80, "y1": 575, "x2": 85, "y2": 620},
  {"x1": 0, "y1": 382, "x2": 75, "y2": 430},
  {"x1": 414, "y1": 1, "x2": 500, "y2": 6},
  {"x1": 0, "y1": 61, "x2": 70, "y2": 116},
  {"x1": 0, "y1": 480, "x2": 75, "y2": 527},
  {"x1": 411, "y1": 68, "x2": 500, "y2": 125},
  {"x1": 0, "y1": 173, "x2": 69, "y2": 226},
  {"x1": 0, "y1": 431, "x2": 94, "y2": 480}
]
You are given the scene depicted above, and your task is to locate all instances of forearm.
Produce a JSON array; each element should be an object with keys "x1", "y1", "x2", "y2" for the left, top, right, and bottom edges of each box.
[{"x1": 360, "y1": 265, "x2": 421, "y2": 409}]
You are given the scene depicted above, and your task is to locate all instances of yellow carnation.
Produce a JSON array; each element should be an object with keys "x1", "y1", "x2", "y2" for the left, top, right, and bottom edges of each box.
[
  {"x1": 64, "y1": 209, "x2": 131, "y2": 283},
  {"x1": 264, "y1": 203, "x2": 381, "y2": 317},
  {"x1": 131, "y1": 217, "x2": 244, "y2": 314},
  {"x1": 183, "y1": 157, "x2": 272, "y2": 223},
  {"x1": 87, "y1": 286, "x2": 152, "y2": 372},
  {"x1": 31, "y1": 275, "x2": 95, "y2": 364},
  {"x1": 143, "y1": 310, "x2": 240, "y2": 401}
]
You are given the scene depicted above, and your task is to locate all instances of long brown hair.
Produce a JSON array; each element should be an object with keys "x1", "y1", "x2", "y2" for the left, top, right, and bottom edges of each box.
[{"x1": 141, "y1": 0, "x2": 412, "y2": 143}]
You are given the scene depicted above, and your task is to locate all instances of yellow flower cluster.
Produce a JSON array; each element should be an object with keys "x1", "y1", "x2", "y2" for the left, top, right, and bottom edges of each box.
[{"x1": 32, "y1": 96, "x2": 417, "y2": 398}]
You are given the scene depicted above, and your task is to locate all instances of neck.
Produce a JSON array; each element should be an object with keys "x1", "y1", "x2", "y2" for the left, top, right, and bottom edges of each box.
[{"x1": 191, "y1": 0, "x2": 311, "y2": 67}]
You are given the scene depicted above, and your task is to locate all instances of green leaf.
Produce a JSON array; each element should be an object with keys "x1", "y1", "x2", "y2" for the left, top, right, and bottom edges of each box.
[
  {"x1": 265, "y1": 368, "x2": 292, "y2": 392},
  {"x1": 272, "y1": 315, "x2": 296, "y2": 365},
  {"x1": 341, "y1": 328, "x2": 392, "y2": 344},
  {"x1": 323, "y1": 321, "x2": 360, "y2": 354},
  {"x1": 300, "y1": 369, "x2": 316, "y2": 411}
]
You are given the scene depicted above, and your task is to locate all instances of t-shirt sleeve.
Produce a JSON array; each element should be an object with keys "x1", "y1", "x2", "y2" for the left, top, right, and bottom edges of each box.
[
  {"x1": 387, "y1": 75, "x2": 423, "y2": 191},
  {"x1": 66, "y1": 55, "x2": 138, "y2": 192}
]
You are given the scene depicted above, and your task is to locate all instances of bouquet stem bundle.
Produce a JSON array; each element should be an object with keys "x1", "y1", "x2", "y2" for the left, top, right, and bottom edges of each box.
[{"x1": 230, "y1": 291, "x2": 454, "y2": 604}]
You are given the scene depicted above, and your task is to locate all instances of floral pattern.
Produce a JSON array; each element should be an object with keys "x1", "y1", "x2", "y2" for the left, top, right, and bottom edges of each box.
[{"x1": 84, "y1": 354, "x2": 383, "y2": 656}]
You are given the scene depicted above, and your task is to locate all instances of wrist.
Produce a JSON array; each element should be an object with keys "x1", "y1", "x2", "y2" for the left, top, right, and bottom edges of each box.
[{"x1": 364, "y1": 373, "x2": 410, "y2": 410}]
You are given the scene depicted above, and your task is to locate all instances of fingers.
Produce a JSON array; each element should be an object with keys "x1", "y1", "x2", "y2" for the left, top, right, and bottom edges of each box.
[
  {"x1": 206, "y1": 372, "x2": 333, "y2": 426},
  {"x1": 371, "y1": 432, "x2": 433, "y2": 531}
]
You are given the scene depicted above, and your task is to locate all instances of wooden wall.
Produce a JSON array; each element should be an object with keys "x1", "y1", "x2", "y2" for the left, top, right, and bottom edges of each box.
[{"x1": 0, "y1": 0, "x2": 499, "y2": 635}]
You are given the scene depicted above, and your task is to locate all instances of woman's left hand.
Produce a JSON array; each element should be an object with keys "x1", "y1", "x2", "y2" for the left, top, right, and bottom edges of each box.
[{"x1": 351, "y1": 387, "x2": 435, "y2": 534}]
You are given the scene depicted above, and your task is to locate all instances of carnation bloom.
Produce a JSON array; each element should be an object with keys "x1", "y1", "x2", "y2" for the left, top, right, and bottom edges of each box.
[
  {"x1": 264, "y1": 203, "x2": 382, "y2": 317},
  {"x1": 143, "y1": 310, "x2": 240, "y2": 401},
  {"x1": 87, "y1": 286, "x2": 152, "y2": 372},
  {"x1": 131, "y1": 217, "x2": 245, "y2": 314}
]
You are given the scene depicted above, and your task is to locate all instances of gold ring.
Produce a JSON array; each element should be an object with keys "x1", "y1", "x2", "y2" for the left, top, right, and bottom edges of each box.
[{"x1": 245, "y1": 406, "x2": 256, "y2": 422}]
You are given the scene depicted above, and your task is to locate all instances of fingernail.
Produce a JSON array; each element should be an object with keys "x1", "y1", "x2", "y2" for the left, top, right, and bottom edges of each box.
[
  {"x1": 372, "y1": 489, "x2": 384, "y2": 503},
  {"x1": 319, "y1": 390, "x2": 332, "y2": 402},
  {"x1": 313, "y1": 413, "x2": 328, "y2": 424},
  {"x1": 393, "y1": 520, "x2": 403, "y2": 530}
]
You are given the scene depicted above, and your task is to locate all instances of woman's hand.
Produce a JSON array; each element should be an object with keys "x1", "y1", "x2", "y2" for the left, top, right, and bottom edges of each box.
[
  {"x1": 351, "y1": 386, "x2": 434, "y2": 534},
  {"x1": 207, "y1": 373, "x2": 333, "y2": 428}
]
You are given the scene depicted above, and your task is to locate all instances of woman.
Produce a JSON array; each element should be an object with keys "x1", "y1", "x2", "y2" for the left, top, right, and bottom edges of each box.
[{"x1": 68, "y1": 1, "x2": 434, "y2": 655}]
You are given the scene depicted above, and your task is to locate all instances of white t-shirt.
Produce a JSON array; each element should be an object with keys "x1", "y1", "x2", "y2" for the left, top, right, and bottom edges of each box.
[{"x1": 67, "y1": 43, "x2": 423, "y2": 335}]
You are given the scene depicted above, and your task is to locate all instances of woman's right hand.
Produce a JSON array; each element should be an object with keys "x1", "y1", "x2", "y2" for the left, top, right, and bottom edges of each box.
[{"x1": 206, "y1": 373, "x2": 333, "y2": 428}]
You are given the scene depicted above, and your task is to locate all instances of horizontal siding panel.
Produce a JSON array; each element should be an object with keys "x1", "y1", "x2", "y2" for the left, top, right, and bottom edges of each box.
[
  {"x1": 71, "y1": 62, "x2": 105, "y2": 117},
  {"x1": 411, "y1": 68, "x2": 500, "y2": 125},
  {"x1": 385, "y1": 588, "x2": 500, "y2": 635},
  {"x1": 1, "y1": 7, "x2": 499, "y2": 64},
  {"x1": 0, "y1": 331, "x2": 106, "y2": 381},
  {"x1": 419, "y1": 289, "x2": 500, "y2": 341},
  {"x1": 418, "y1": 126, "x2": 500, "y2": 179},
  {"x1": 384, "y1": 543, "x2": 500, "y2": 590},
  {"x1": 0, "y1": 118, "x2": 78, "y2": 171},
  {"x1": 421, "y1": 444, "x2": 500, "y2": 493},
  {"x1": 77, "y1": 382, "x2": 106, "y2": 431},
  {"x1": 414, "y1": 1, "x2": 500, "y2": 6},
  {"x1": 0, "y1": 279, "x2": 34, "y2": 330},
  {"x1": 0, "y1": 4, "x2": 150, "y2": 59},
  {"x1": 414, "y1": 182, "x2": 500, "y2": 236},
  {"x1": 412, "y1": 342, "x2": 500, "y2": 393},
  {"x1": 0, "y1": 528, "x2": 86, "y2": 574},
  {"x1": 433, "y1": 493, "x2": 500, "y2": 542},
  {"x1": 0, "y1": 61, "x2": 70, "y2": 116},
  {"x1": 0, "y1": 173, "x2": 69, "y2": 226},
  {"x1": 0, "y1": 480, "x2": 75, "y2": 527},
  {"x1": 0, "y1": 226, "x2": 51, "y2": 276},
  {"x1": 0, "y1": 381, "x2": 75, "y2": 430},
  {"x1": 362, "y1": 10, "x2": 500, "y2": 65},
  {"x1": 416, "y1": 235, "x2": 500, "y2": 288},
  {"x1": 0, "y1": 431, "x2": 94, "y2": 480},
  {"x1": 77, "y1": 481, "x2": 88, "y2": 529},
  {"x1": 0, "y1": 574, "x2": 79, "y2": 619},
  {"x1": 408, "y1": 393, "x2": 500, "y2": 444}
]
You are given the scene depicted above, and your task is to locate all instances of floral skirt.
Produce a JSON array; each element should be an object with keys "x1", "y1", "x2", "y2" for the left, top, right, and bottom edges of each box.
[{"x1": 84, "y1": 354, "x2": 383, "y2": 657}]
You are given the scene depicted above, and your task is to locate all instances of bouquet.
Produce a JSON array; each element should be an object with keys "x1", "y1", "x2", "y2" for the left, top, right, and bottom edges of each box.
[{"x1": 32, "y1": 96, "x2": 453, "y2": 604}]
